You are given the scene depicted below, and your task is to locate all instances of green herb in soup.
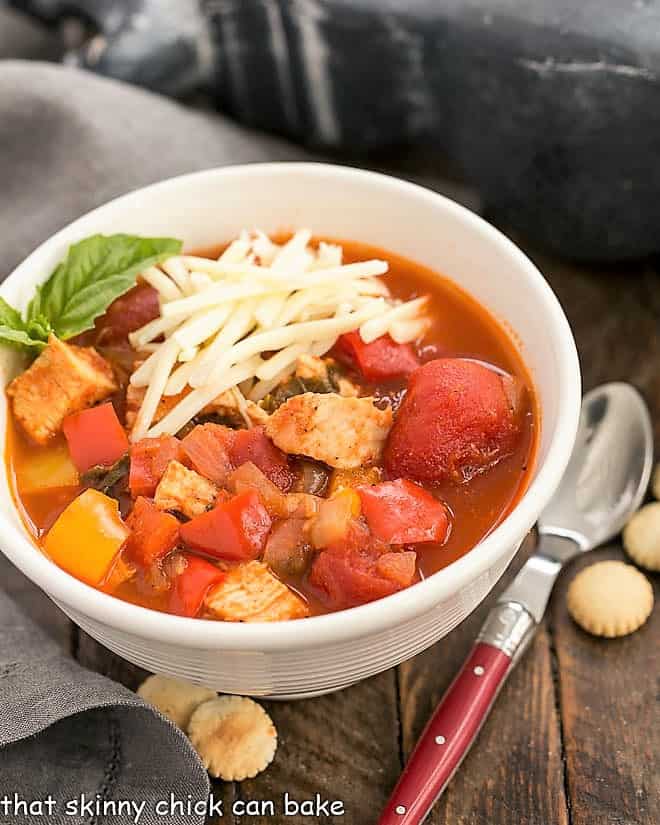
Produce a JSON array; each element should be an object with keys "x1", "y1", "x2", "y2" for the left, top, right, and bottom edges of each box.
[{"x1": 0, "y1": 234, "x2": 181, "y2": 352}]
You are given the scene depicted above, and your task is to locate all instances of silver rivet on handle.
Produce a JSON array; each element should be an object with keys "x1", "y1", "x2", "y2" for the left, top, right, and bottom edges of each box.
[
  {"x1": 435, "y1": 735, "x2": 446, "y2": 745},
  {"x1": 395, "y1": 805, "x2": 407, "y2": 815},
  {"x1": 473, "y1": 665, "x2": 485, "y2": 676}
]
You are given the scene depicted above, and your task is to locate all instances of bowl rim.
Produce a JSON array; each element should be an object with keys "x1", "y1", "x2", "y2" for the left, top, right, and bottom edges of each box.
[{"x1": 0, "y1": 162, "x2": 581, "y2": 651}]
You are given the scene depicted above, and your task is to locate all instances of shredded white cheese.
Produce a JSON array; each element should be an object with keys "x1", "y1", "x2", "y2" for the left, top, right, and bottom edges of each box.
[{"x1": 128, "y1": 229, "x2": 430, "y2": 440}]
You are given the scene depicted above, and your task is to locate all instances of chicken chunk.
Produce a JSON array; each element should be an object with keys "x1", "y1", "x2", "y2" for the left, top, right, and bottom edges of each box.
[
  {"x1": 264, "y1": 392, "x2": 392, "y2": 469},
  {"x1": 7, "y1": 334, "x2": 117, "y2": 444},
  {"x1": 205, "y1": 561, "x2": 309, "y2": 622},
  {"x1": 154, "y1": 460, "x2": 218, "y2": 518}
]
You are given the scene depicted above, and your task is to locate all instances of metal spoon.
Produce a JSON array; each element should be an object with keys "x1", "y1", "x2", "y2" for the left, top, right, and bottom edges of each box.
[{"x1": 379, "y1": 382, "x2": 653, "y2": 825}]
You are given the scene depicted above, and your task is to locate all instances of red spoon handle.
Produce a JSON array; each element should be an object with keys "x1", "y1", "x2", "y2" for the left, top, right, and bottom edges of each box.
[{"x1": 378, "y1": 642, "x2": 512, "y2": 825}]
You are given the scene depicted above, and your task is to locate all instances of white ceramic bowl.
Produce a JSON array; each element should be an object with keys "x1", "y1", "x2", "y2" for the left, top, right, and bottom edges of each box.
[{"x1": 0, "y1": 164, "x2": 581, "y2": 698}]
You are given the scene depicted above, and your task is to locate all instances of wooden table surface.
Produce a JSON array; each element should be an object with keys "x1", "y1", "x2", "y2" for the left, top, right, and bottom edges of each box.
[{"x1": 1, "y1": 211, "x2": 658, "y2": 825}]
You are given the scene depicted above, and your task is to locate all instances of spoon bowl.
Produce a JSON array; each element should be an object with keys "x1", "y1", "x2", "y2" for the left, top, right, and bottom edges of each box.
[{"x1": 539, "y1": 381, "x2": 654, "y2": 551}]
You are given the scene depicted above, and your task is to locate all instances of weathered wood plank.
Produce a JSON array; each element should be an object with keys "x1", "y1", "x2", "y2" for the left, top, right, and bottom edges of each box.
[
  {"x1": 550, "y1": 544, "x2": 659, "y2": 825},
  {"x1": 522, "y1": 251, "x2": 660, "y2": 407},
  {"x1": 397, "y1": 534, "x2": 570, "y2": 825},
  {"x1": 236, "y1": 669, "x2": 401, "y2": 824}
]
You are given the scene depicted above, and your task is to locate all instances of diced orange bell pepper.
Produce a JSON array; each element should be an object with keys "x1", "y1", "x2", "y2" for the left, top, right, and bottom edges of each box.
[
  {"x1": 44, "y1": 488, "x2": 129, "y2": 586},
  {"x1": 125, "y1": 496, "x2": 180, "y2": 568},
  {"x1": 63, "y1": 402, "x2": 129, "y2": 473}
]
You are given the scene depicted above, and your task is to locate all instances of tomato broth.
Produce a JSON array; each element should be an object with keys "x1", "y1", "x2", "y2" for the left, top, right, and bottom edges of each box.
[{"x1": 6, "y1": 236, "x2": 539, "y2": 618}]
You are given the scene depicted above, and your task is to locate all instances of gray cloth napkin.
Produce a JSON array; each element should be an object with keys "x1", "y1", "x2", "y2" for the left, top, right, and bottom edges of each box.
[
  {"x1": 0, "y1": 596, "x2": 209, "y2": 824},
  {"x1": 0, "y1": 59, "x2": 308, "y2": 824},
  {"x1": 0, "y1": 59, "x2": 308, "y2": 273}
]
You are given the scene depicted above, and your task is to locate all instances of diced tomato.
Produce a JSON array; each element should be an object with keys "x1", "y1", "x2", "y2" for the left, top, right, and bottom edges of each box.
[
  {"x1": 385, "y1": 358, "x2": 523, "y2": 483},
  {"x1": 63, "y1": 402, "x2": 129, "y2": 473},
  {"x1": 230, "y1": 426, "x2": 293, "y2": 492},
  {"x1": 125, "y1": 496, "x2": 180, "y2": 567},
  {"x1": 375, "y1": 551, "x2": 417, "y2": 587},
  {"x1": 128, "y1": 435, "x2": 183, "y2": 497},
  {"x1": 97, "y1": 284, "x2": 160, "y2": 343},
  {"x1": 180, "y1": 490, "x2": 272, "y2": 561},
  {"x1": 357, "y1": 479, "x2": 449, "y2": 545},
  {"x1": 168, "y1": 554, "x2": 226, "y2": 617},
  {"x1": 309, "y1": 523, "x2": 411, "y2": 610},
  {"x1": 129, "y1": 435, "x2": 183, "y2": 497},
  {"x1": 181, "y1": 423, "x2": 234, "y2": 485},
  {"x1": 44, "y1": 488, "x2": 129, "y2": 586},
  {"x1": 182, "y1": 423, "x2": 292, "y2": 491},
  {"x1": 333, "y1": 331, "x2": 419, "y2": 381},
  {"x1": 229, "y1": 461, "x2": 289, "y2": 518}
]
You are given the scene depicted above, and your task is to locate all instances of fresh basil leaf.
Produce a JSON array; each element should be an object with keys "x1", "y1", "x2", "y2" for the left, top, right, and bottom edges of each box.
[
  {"x1": 0, "y1": 299, "x2": 45, "y2": 350},
  {"x1": 25, "y1": 314, "x2": 53, "y2": 341},
  {"x1": 0, "y1": 297, "x2": 25, "y2": 330},
  {"x1": 0, "y1": 325, "x2": 45, "y2": 351},
  {"x1": 27, "y1": 234, "x2": 182, "y2": 340}
]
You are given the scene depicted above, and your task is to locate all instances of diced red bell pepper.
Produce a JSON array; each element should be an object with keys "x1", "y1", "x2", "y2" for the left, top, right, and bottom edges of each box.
[
  {"x1": 129, "y1": 435, "x2": 183, "y2": 497},
  {"x1": 125, "y1": 496, "x2": 180, "y2": 567},
  {"x1": 168, "y1": 553, "x2": 226, "y2": 617},
  {"x1": 97, "y1": 284, "x2": 160, "y2": 343},
  {"x1": 181, "y1": 423, "x2": 234, "y2": 485},
  {"x1": 357, "y1": 479, "x2": 449, "y2": 545},
  {"x1": 180, "y1": 490, "x2": 272, "y2": 561},
  {"x1": 230, "y1": 426, "x2": 293, "y2": 492},
  {"x1": 63, "y1": 402, "x2": 129, "y2": 473},
  {"x1": 333, "y1": 331, "x2": 419, "y2": 381}
]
